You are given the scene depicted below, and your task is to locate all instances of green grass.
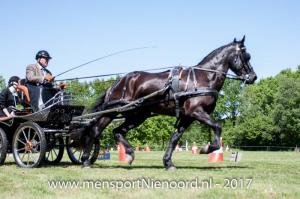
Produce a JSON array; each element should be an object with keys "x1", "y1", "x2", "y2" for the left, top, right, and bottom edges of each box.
[{"x1": 0, "y1": 151, "x2": 299, "y2": 199}]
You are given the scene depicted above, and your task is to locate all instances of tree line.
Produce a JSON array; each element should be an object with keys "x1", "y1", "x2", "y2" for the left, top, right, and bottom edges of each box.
[{"x1": 0, "y1": 66, "x2": 299, "y2": 149}]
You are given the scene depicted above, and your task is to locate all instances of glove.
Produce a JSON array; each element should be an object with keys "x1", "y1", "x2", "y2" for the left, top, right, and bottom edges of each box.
[
  {"x1": 44, "y1": 74, "x2": 55, "y2": 82},
  {"x1": 59, "y1": 82, "x2": 68, "y2": 89},
  {"x1": 10, "y1": 111, "x2": 15, "y2": 117}
]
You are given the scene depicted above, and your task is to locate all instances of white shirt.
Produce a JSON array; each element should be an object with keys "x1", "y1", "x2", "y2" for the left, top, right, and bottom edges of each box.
[{"x1": 8, "y1": 86, "x2": 17, "y2": 106}]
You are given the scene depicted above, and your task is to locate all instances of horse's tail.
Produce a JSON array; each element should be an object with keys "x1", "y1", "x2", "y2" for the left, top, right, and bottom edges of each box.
[
  {"x1": 69, "y1": 91, "x2": 108, "y2": 144},
  {"x1": 91, "y1": 91, "x2": 107, "y2": 112},
  {"x1": 90, "y1": 77, "x2": 125, "y2": 113}
]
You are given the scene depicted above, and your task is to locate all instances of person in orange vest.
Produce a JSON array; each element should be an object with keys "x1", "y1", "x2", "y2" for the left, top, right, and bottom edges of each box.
[{"x1": 0, "y1": 76, "x2": 23, "y2": 121}]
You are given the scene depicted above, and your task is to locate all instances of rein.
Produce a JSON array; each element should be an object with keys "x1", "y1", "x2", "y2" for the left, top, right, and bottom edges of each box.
[
  {"x1": 176, "y1": 66, "x2": 249, "y2": 93},
  {"x1": 191, "y1": 66, "x2": 250, "y2": 81}
]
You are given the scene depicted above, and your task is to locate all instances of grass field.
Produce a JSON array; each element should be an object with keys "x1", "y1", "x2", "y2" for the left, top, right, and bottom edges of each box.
[{"x1": 0, "y1": 150, "x2": 299, "y2": 199}]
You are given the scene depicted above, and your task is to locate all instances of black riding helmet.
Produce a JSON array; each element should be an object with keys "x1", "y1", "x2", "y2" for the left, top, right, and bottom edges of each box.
[
  {"x1": 8, "y1": 76, "x2": 20, "y2": 86},
  {"x1": 35, "y1": 50, "x2": 52, "y2": 60}
]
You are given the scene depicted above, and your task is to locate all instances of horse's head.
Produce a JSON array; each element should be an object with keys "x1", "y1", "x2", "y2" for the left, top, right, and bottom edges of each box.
[{"x1": 228, "y1": 36, "x2": 257, "y2": 84}]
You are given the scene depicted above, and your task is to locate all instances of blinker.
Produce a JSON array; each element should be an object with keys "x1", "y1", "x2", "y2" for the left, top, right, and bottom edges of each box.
[{"x1": 243, "y1": 53, "x2": 251, "y2": 62}]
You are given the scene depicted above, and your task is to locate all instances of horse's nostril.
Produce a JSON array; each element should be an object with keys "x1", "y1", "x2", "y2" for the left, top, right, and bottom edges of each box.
[
  {"x1": 253, "y1": 75, "x2": 257, "y2": 81},
  {"x1": 249, "y1": 75, "x2": 257, "y2": 83}
]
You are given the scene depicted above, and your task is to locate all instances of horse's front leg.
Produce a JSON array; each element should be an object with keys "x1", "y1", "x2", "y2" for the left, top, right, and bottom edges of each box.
[
  {"x1": 191, "y1": 108, "x2": 222, "y2": 154},
  {"x1": 163, "y1": 117, "x2": 192, "y2": 170}
]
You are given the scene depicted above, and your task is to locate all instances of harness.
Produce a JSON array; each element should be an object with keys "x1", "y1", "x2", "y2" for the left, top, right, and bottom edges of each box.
[
  {"x1": 167, "y1": 66, "x2": 183, "y2": 93},
  {"x1": 166, "y1": 67, "x2": 219, "y2": 118}
]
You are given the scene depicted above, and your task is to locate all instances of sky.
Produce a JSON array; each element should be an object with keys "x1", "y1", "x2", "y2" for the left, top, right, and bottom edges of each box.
[{"x1": 0, "y1": 0, "x2": 299, "y2": 82}]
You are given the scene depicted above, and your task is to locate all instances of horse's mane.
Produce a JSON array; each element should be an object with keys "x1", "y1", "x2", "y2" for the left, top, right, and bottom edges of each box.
[{"x1": 197, "y1": 42, "x2": 234, "y2": 66}]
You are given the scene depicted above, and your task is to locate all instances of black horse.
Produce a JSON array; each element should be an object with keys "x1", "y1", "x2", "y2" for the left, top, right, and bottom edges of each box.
[{"x1": 78, "y1": 36, "x2": 257, "y2": 169}]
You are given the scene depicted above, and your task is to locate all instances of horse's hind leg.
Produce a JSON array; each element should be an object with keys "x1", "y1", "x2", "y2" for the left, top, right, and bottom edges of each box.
[
  {"x1": 81, "y1": 116, "x2": 112, "y2": 168},
  {"x1": 113, "y1": 113, "x2": 148, "y2": 165},
  {"x1": 163, "y1": 117, "x2": 192, "y2": 170}
]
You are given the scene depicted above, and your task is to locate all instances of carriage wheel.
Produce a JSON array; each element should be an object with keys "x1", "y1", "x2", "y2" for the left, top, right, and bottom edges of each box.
[
  {"x1": 66, "y1": 138, "x2": 99, "y2": 165},
  {"x1": 12, "y1": 122, "x2": 46, "y2": 168},
  {"x1": 44, "y1": 136, "x2": 64, "y2": 164},
  {"x1": 0, "y1": 128, "x2": 8, "y2": 165}
]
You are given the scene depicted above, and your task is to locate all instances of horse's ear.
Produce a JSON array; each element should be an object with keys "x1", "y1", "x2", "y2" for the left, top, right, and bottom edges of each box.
[
  {"x1": 241, "y1": 35, "x2": 246, "y2": 44},
  {"x1": 233, "y1": 38, "x2": 237, "y2": 43}
]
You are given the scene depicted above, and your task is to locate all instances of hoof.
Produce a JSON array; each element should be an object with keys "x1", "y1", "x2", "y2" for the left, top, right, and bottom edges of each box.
[
  {"x1": 126, "y1": 154, "x2": 135, "y2": 165},
  {"x1": 200, "y1": 145, "x2": 220, "y2": 154},
  {"x1": 199, "y1": 144, "x2": 210, "y2": 154},
  {"x1": 82, "y1": 161, "x2": 91, "y2": 169},
  {"x1": 82, "y1": 165, "x2": 91, "y2": 169},
  {"x1": 207, "y1": 145, "x2": 220, "y2": 153},
  {"x1": 166, "y1": 166, "x2": 177, "y2": 171}
]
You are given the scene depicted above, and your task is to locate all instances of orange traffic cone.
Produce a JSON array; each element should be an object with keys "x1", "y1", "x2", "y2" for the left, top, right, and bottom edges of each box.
[
  {"x1": 191, "y1": 142, "x2": 198, "y2": 154},
  {"x1": 208, "y1": 138, "x2": 224, "y2": 163},
  {"x1": 135, "y1": 145, "x2": 140, "y2": 151},
  {"x1": 119, "y1": 143, "x2": 126, "y2": 162},
  {"x1": 144, "y1": 144, "x2": 151, "y2": 152}
]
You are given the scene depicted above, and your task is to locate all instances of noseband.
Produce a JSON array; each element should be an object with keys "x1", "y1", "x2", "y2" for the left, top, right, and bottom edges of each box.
[{"x1": 232, "y1": 46, "x2": 253, "y2": 80}]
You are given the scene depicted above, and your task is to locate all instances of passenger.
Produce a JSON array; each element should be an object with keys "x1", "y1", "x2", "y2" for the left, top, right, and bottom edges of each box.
[{"x1": 0, "y1": 76, "x2": 20, "y2": 121}]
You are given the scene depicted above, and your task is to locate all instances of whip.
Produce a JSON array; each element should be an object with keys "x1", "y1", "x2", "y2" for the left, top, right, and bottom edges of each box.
[{"x1": 54, "y1": 46, "x2": 156, "y2": 79}]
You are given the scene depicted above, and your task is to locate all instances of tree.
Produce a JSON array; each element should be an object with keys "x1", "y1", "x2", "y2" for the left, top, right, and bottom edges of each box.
[
  {"x1": 67, "y1": 80, "x2": 93, "y2": 107},
  {"x1": 214, "y1": 79, "x2": 244, "y2": 126},
  {"x1": 0, "y1": 76, "x2": 5, "y2": 90},
  {"x1": 228, "y1": 67, "x2": 300, "y2": 147},
  {"x1": 181, "y1": 122, "x2": 212, "y2": 147},
  {"x1": 272, "y1": 76, "x2": 300, "y2": 146}
]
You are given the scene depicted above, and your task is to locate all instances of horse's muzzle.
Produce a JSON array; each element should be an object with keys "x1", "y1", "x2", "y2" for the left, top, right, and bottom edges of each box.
[{"x1": 245, "y1": 73, "x2": 257, "y2": 84}]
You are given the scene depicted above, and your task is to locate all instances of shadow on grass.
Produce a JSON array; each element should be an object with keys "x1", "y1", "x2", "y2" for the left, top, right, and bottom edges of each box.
[
  {"x1": 2, "y1": 161, "x2": 252, "y2": 170},
  {"x1": 45, "y1": 162, "x2": 251, "y2": 170},
  {"x1": 92, "y1": 164, "x2": 252, "y2": 170},
  {"x1": 2, "y1": 161, "x2": 77, "y2": 168}
]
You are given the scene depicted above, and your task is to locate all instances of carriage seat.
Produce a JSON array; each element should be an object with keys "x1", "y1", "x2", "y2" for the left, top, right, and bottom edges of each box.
[{"x1": 25, "y1": 81, "x2": 61, "y2": 112}]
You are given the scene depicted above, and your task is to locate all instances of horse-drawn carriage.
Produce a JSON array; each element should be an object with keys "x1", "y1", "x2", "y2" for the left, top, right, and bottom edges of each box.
[
  {"x1": 0, "y1": 86, "x2": 99, "y2": 168},
  {"x1": 0, "y1": 37, "x2": 257, "y2": 170}
]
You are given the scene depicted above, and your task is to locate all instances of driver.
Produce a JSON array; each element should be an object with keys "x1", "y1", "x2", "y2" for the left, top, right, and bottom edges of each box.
[
  {"x1": 26, "y1": 50, "x2": 54, "y2": 85},
  {"x1": 25, "y1": 50, "x2": 66, "y2": 111}
]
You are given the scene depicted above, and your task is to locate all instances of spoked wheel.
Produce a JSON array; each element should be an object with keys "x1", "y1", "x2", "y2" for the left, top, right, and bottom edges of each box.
[
  {"x1": 12, "y1": 122, "x2": 46, "y2": 168},
  {"x1": 66, "y1": 137, "x2": 100, "y2": 165},
  {"x1": 44, "y1": 136, "x2": 64, "y2": 164},
  {"x1": 0, "y1": 128, "x2": 8, "y2": 165}
]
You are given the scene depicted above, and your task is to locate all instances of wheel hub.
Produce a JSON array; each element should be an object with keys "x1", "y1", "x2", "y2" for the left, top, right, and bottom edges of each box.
[
  {"x1": 25, "y1": 141, "x2": 33, "y2": 152},
  {"x1": 25, "y1": 140, "x2": 38, "y2": 152}
]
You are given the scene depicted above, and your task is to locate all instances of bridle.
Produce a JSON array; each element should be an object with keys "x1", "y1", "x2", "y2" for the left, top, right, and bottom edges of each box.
[
  {"x1": 232, "y1": 45, "x2": 254, "y2": 79},
  {"x1": 191, "y1": 45, "x2": 253, "y2": 82}
]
